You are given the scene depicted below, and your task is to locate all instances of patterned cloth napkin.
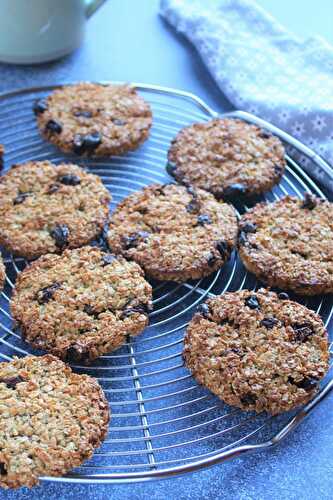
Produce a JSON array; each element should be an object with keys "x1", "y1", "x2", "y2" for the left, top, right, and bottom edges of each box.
[{"x1": 160, "y1": 0, "x2": 333, "y2": 190}]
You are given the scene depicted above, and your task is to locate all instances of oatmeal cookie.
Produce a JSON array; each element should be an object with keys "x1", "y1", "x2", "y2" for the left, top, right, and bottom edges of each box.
[
  {"x1": 167, "y1": 118, "x2": 285, "y2": 199},
  {"x1": 0, "y1": 354, "x2": 109, "y2": 489},
  {"x1": 238, "y1": 194, "x2": 333, "y2": 295},
  {"x1": 107, "y1": 183, "x2": 238, "y2": 282},
  {"x1": 0, "y1": 161, "x2": 111, "y2": 259},
  {"x1": 11, "y1": 246, "x2": 152, "y2": 363},
  {"x1": 34, "y1": 83, "x2": 152, "y2": 157},
  {"x1": 184, "y1": 288, "x2": 329, "y2": 414}
]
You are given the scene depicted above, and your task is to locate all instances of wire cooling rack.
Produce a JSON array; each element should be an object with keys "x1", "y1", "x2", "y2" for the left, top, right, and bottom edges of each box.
[{"x1": 0, "y1": 83, "x2": 332, "y2": 484}]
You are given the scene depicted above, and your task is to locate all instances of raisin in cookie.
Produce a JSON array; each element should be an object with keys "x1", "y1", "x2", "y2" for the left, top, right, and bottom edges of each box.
[
  {"x1": 107, "y1": 183, "x2": 238, "y2": 282},
  {"x1": 0, "y1": 161, "x2": 111, "y2": 260},
  {"x1": 0, "y1": 254, "x2": 5, "y2": 291},
  {"x1": 184, "y1": 288, "x2": 329, "y2": 415},
  {"x1": 11, "y1": 246, "x2": 152, "y2": 363},
  {"x1": 34, "y1": 83, "x2": 152, "y2": 157},
  {"x1": 0, "y1": 355, "x2": 109, "y2": 489},
  {"x1": 167, "y1": 118, "x2": 285, "y2": 199},
  {"x1": 238, "y1": 194, "x2": 333, "y2": 295}
]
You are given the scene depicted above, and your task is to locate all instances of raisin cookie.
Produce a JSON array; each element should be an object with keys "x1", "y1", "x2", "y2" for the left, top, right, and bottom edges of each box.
[
  {"x1": 167, "y1": 118, "x2": 285, "y2": 199},
  {"x1": 0, "y1": 161, "x2": 111, "y2": 260},
  {"x1": 107, "y1": 183, "x2": 238, "y2": 282},
  {"x1": 238, "y1": 194, "x2": 333, "y2": 295},
  {"x1": 184, "y1": 289, "x2": 329, "y2": 415},
  {"x1": 11, "y1": 246, "x2": 152, "y2": 363},
  {"x1": 0, "y1": 355, "x2": 109, "y2": 489},
  {"x1": 34, "y1": 83, "x2": 152, "y2": 157},
  {"x1": 0, "y1": 254, "x2": 5, "y2": 291}
]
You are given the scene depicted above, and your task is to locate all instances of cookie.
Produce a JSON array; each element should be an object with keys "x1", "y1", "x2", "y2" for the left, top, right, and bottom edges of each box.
[
  {"x1": 34, "y1": 83, "x2": 152, "y2": 157},
  {"x1": 0, "y1": 254, "x2": 5, "y2": 291},
  {"x1": 0, "y1": 354, "x2": 109, "y2": 489},
  {"x1": 238, "y1": 194, "x2": 333, "y2": 295},
  {"x1": 11, "y1": 246, "x2": 152, "y2": 363},
  {"x1": 167, "y1": 118, "x2": 285, "y2": 199},
  {"x1": 0, "y1": 161, "x2": 111, "y2": 260},
  {"x1": 107, "y1": 183, "x2": 238, "y2": 282},
  {"x1": 184, "y1": 288, "x2": 329, "y2": 415}
]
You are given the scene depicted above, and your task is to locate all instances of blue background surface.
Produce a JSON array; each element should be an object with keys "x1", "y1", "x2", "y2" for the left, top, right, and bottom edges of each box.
[{"x1": 1, "y1": 1, "x2": 332, "y2": 498}]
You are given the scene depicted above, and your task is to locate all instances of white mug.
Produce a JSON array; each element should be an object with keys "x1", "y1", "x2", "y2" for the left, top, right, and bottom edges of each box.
[{"x1": 0, "y1": 0, "x2": 107, "y2": 64}]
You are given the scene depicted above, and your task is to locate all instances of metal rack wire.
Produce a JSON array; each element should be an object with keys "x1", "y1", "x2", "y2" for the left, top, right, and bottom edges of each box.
[{"x1": 0, "y1": 83, "x2": 332, "y2": 484}]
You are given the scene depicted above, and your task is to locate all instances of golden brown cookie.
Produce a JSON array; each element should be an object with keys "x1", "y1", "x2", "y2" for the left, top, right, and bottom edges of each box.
[
  {"x1": 107, "y1": 183, "x2": 238, "y2": 282},
  {"x1": 184, "y1": 288, "x2": 329, "y2": 414},
  {"x1": 0, "y1": 355, "x2": 109, "y2": 489},
  {"x1": 167, "y1": 118, "x2": 285, "y2": 199},
  {"x1": 11, "y1": 246, "x2": 152, "y2": 363},
  {"x1": 0, "y1": 161, "x2": 111, "y2": 260},
  {"x1": 238, "y1": 194, "x2": 333, "y2": 295},
  {"x1": 34, "y1": 83, "x2": 152, "y2": 157}
]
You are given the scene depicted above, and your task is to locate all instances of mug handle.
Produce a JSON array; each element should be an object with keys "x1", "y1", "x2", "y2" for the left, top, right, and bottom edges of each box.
[{"x1": 85, "y1": 0, "x2": 107, "y2": 18}]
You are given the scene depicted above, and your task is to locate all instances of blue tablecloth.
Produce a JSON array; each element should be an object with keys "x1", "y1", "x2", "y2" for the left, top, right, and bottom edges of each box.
[{"x1": 1, "y1": 1, "x2": 332, "y2": 498}]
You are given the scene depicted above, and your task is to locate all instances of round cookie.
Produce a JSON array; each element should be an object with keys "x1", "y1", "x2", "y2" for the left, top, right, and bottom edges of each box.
[
  {"x1": 184, "y1": 288, "x2": 329, "y2": 415},
  {"x1": 0, "y1": 254, "x2": 5, "y2": 291},
  {"x1": 238, "y1": 194, "x2": 333, "y2": 295},
  {"x1": 34, "y1": 83, "x2": 152, "y2": 157},
  {"x1": 107, "y1": 183, "x2": 238, "y2": 282},
  {"x1": 167, "y1": 118, "x2": 286, "y2": 199},
  {"x1": 11, "y1": 246, "x2": 152, "y2": 363},
  {"x1": 0, "y1": 354, "x2": 109, "y2": 489},
  {"x1": 0, "y1": 161, "x2": 111, "y2": 260}
]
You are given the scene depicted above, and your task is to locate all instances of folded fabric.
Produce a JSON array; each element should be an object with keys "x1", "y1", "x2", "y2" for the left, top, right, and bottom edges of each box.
[{"x1": 160, "y1": 0, "x2": 333, "y2": 189}]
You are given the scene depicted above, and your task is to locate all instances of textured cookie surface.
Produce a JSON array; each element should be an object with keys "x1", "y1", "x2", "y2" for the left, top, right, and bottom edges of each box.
[
  {"x1": 107, "y1": 183, "x2": 238, "y2": 282},
  {"x1": 0, "y1": 254, "x2": 5, "y2": 291},
  {"x1": 238, "y1": 194, "x2": 333, "y2": 295},
  {"x1": 184, "y1": 289, "x2": 329, "y2": 415},
  {"x1": 0, "y1": 355, "x2": 109, "y2": 489},
  {"x1": 0, "y1": 161, "x2": 111, "y2": 259},
  {"x1": 11, "y1": 246, "x2": 152, "y2": 362},
  {"x1": 35, "y1": 83, "x2": 152, "y2": 157},
  {"x1": 167, "y1": 118, "x2": 285, "y2": 199}
]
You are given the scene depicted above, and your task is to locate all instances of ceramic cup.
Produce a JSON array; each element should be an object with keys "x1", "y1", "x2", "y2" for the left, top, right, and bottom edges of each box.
[{"x1": 0, "y1": 0, "x2": 107, "y2": 64}]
